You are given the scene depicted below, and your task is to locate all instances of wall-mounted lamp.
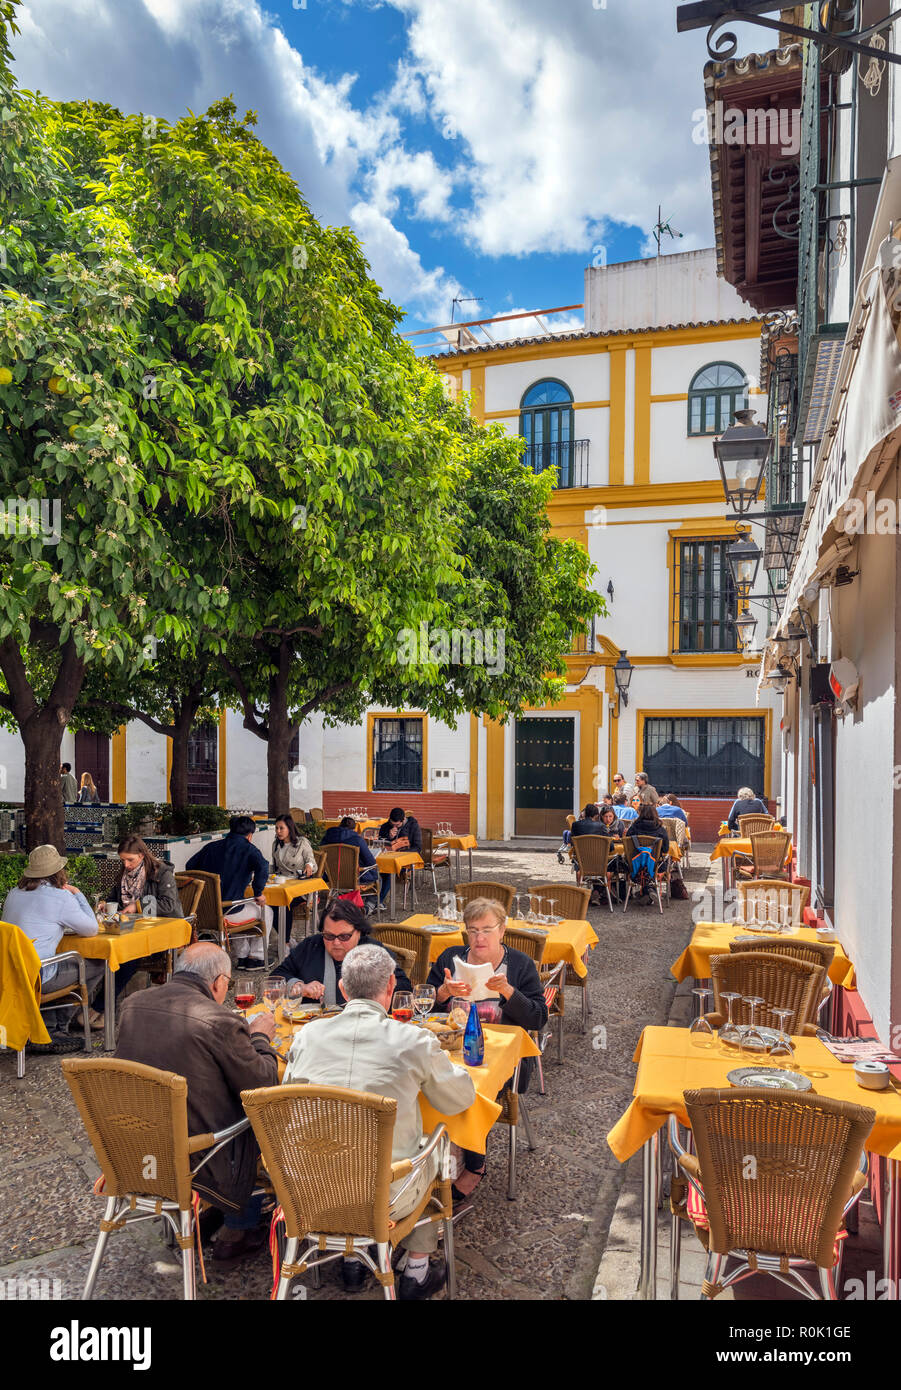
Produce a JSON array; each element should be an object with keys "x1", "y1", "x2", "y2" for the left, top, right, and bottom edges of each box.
[
  {"x1": 611, "y1": 649, "x2": 633, "y2": 718},
  {"x1": 607, "y1": 579, "x2": 614, "y2": 602}
]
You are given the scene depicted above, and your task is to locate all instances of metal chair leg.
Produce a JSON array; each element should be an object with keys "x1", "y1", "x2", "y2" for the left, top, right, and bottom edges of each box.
[
  {"x1": 377, "y1": 1241, "x2": 396, "y2": 1300},
  {"x1": 623, "y1": 881, "x2": 632, "y2": 913},
  {"x1": 16, "y1": 1048, "x2": 25, "y2": 1079},
  {"x1": 180, "y1": 1207, "x2": 196, "y2": 1300},
  {"x1": 670, "y1": 1211, "x2": 682, "y2": 1301},
  {"x1": 536, "y1": 1049, "x2": 546, "y2": 1096},
  {"x1": 79, "y1": 987, "x2": 91, "y2": 1055},
  {"x1": 507, "y1": 1117, "x2": 517, "y2": 1200},
  {"x1": 443, "y1": 1215, "x2": 457, "y2": 1299},
  {"x1": 519, "y1": 1095, "x2": 536, "y2": 1151},
  {"x1": 276, "y1": 1236, "x2": 299, "y2": 1301},
  {"x1": 556, "y1": 1014, "x2": 564, "y2": 1065},
  {"x1": 581, "y1": 982, "x2": 588, "y2": 1033},
  {"x1": 700, "y1": 1251, "x2": 723, "y2": 1300},
  {"x1": 819, "y1": 1265, "x2": 838, "y2": 1300},
  {"x1": 84, "y1": 1197, "x2": 118, "y2": 1298}
]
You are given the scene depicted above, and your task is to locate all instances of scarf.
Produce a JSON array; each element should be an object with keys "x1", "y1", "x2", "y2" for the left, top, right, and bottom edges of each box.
[{"x1": 120, "y1": 861, "x2": 147, "y2": 907}]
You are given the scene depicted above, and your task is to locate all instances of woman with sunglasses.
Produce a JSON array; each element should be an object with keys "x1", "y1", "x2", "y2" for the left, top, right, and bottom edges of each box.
[{"x1": 268, "y1": 899, "x2": 412, "y2": 1003}]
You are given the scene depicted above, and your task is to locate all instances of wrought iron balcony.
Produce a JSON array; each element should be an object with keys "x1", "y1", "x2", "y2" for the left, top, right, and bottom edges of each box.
[
  {"x1": 526, "y1": 438, "x2": 590, "y2": 489},
  {"x1": 568, "y1": 617, "x2": 598, "y2": 655}
]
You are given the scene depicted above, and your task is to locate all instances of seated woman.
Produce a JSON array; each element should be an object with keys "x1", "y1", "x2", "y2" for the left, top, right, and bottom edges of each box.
[
  {"x1": 426, "y1": 896, "x2": 548, "y2": 1200},
  {"x1": 102, "y1": 835, "x2": 181, "y2": 918},
  {"x1": 270, "y1": 898, "x2": 412, "y2": 1003},
  {"x1": 2, "y1": 844, "x2": 105, "y2": 1039},
  {"x1": 727, "y1": 786, "x2": 769, "y2": 832},
  {"x1": 272, "y1": 813, "x2": 317, "y2": 878},
  {"x1": 622, "y1": 802, "x2": 671, "y2": 903}
]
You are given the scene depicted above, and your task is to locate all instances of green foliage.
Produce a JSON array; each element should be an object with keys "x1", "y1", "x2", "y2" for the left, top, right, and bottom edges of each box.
[
  {"x1": 113, "y1": 802, "x2": 158, "y2": 839},
  {"x1": 0, "y1": 849, "x2": 99, "y2": 900},
  {"x1": 156, "y1": 803, "x2": 230, "y2": 836}
]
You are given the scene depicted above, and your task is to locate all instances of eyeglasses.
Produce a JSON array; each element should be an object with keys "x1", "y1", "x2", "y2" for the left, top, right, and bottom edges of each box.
[
  {"x1": 323, "y1": 931, "x2": 356, "y2": 943},
  {"x1": 466, "y1": 925, "x2": 500, "y2": 938}
]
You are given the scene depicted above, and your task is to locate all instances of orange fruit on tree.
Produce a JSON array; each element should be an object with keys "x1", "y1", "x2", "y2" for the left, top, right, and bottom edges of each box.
[{"x1": 0, "y1": 367, "x2": 11, "y2": 385}]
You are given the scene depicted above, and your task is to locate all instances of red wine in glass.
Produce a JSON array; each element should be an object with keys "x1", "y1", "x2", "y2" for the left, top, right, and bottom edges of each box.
[
  {"x1": 392, "y1": 1008, "x2": 413, "y2": 1022},
  {"x1": 235, "y1": 993, "x2": 255, "y2": 1011}
]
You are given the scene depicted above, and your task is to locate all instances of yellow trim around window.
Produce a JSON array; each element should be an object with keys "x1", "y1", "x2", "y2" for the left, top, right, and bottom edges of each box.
[
  {"x1": 468, "y1": 365, "x2": 485, "y2": 423},
  {"x1": 633, "y1": 345, "x2": 652, "y2": 486},
  {"x1": 366, "y1": 712, "x2": 428, "y2": 795},
  {"x1": 666, "y1": 520, "x2": 749, "y2": 661},
  {"x1": 635, "y1": 707, "x2": 772, "y2": 800},
  {"x1": 111, "y1": 726, "x2": 127, "y2": 804},
  {"x1": 485, "y1": 718, "x2": 505, "y2": 840},
  {"x1": 484, "y1": 399, "x2": 611, "y2": 420}
]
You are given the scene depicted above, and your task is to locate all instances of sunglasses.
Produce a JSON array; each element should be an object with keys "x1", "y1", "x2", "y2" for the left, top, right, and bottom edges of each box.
[{"x1": 323, "y1": 931, "x2": 356, "y2": 943}]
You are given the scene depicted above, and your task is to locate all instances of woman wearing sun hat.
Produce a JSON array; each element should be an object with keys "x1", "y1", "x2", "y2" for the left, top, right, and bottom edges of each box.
[{"x1": 1, "y1": 845, "x2": 105, "y2": 1036}]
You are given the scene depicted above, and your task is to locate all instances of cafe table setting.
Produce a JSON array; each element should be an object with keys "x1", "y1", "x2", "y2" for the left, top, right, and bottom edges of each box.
[
  {"x1": 401, "y1": 911, "x2": 599, "y2": 977},
  {"x1": 670, "y1": 918, "x2": 856, "y2": 990},
  {"x1": 59, "y1": 911, "x2": 193, "y2": 1051},
  {"x1": 262, "y1": 874, "x2": 329, "y2": 957}
]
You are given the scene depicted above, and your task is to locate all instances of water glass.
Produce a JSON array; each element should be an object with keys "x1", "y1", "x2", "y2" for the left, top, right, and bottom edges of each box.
[
  {"x1": 448, "y1": 996, "x2": 470, "y2": 1030},
  {"x1": 718, "y1": 991, "x2": 743, "y2": 1054},
  {"x1": 740, "y1": 995, "x2": 770, "y2": 1059},
  {"x1": 769, "y1": 1008, "x2": 795, "y2": 1063},
  {"x1": 689, "y1": 988, "x2": 716, "y2": 1048},
  {"x1": 263, "y1": 977, "x2": 285, "y2": 1014},
  {"x1": 413, "y1": 984, "x2": 436, "y2": 1022}
]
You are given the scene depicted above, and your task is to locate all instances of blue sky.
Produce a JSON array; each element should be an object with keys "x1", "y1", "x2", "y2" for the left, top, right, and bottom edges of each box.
[{"x1": 13, "y1": 0, "x2": 768, "y2": 335}]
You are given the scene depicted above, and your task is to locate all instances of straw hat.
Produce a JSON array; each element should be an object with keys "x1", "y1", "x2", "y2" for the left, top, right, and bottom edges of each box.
[{"x1": 23, "y1": 844, "x2": 68, "y2": 878}]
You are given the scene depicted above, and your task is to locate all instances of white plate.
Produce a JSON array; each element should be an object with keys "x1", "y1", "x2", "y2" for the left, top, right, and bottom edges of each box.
[{"x1": 727, "y1": 1067, "x2": 812, "y2": 1091}]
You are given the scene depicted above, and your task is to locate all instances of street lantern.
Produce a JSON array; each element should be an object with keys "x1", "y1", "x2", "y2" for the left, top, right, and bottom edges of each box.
[
  {"x1": 727, "y1": 532, "x2": 762, "y2": 599},
  {"x1": 713, "y1": 410, "x2": 773, "y2": 515},
  {"x1": 612, "y1": 650, "x2": 633, "y2": 716},
  {"x1": 733, "y1": 609, "x2": 758, "y2": 651}
]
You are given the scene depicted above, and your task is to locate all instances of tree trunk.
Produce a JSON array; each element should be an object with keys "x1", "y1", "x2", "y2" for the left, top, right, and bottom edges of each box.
[
  {"x1": 266, "y1": 644, "x2": 297, "y2": 816},
  {"x1": 168, "y1": 704, "x2": 194, "y2": 811},
  {"x1": 21, "y1": 713, "x2": 67, "y2": 851}
]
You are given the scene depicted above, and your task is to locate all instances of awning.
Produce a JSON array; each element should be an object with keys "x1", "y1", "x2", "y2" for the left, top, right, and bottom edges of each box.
[{"x1": 775, "y1": 157, "x2": 901, "y2": 636}]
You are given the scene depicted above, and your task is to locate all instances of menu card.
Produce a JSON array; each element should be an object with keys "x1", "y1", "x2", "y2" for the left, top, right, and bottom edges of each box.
[{"x1": 817, "y1": 1035, "x2": 901, "y2": 1064}]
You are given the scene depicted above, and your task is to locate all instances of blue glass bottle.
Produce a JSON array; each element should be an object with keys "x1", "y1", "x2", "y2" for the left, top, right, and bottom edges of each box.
[{"x1": 462, "y1": 1000, "x2": 485, "y2": 1067}]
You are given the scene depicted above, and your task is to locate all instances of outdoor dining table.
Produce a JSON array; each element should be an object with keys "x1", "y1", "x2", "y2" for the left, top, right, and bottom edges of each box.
[
  {"x1": 607, "y1": 1025, "x2": 901, "y2": 1300},
  {"x1": 401, "y1": 912, "x2": 599, "y2": 977},
  {"x1": 262, "y1": 876, "x2": 329, "y2": 960},
  {"x1": 59, "y1": 915, "x2": 193, "y2": 1051},
  {"x1": 320, "y1": 817, "x2": 383, "y2": 833},
  {"x1": 256, "y1": 1006, "x2": 539, "y2": 1190},
  {"x1": 375, "y1": 851, "x2": 424, "y2": 917},
  {"x1": 433, "y1": 833, "x2": 477, "y2": 881},
  {"x1": 671, "y1": 919, "x2": 856, "y2": 990},
  {"x1": 710, "y1": 828, "x2": 790, "y2": 890}
]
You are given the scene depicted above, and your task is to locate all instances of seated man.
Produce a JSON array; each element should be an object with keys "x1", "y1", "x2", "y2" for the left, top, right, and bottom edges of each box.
[
  {"x1": 186, "y1": 815, "x2": 269, "y2": 966},
  {"x1": 283, "y1": 942, "x2": 475, "y2": 1300},
  {"x1": 613, "y1": 792, "x2": 638, "y2": 824},
  {"x1": 270, "y1": 898, "x2": 412, "y2": 1001},
  {"x1": 115, "y1": 942, "x2": 279, "y2": 1262},
  {"x1": 321, "y1": 815, "x2": 379, "y2": 897},
  {"x1": 377, "y1": 807, "x2": 423, "y2": 907},
  {"x1": 570, "y1": 803, "x2": 607, "y2": 837}
]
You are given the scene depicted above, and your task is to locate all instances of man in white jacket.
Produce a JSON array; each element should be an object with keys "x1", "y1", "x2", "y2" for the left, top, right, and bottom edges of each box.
[{"x1": 283, "y1": 942, "x2": 475, "y2": 1299}]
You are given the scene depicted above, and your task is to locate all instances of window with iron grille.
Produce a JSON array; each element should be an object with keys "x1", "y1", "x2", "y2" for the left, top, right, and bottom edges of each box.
[
  {"x1": 674, "y1": 538, "x2": 739, "y2": 653},
  {"x1": 187, "y1": 721, "x2": 218, "y2": 805},
  {"x1": 687, "y1": 362, "x2": 749, "y2": 436},
  {"x1": 643, "y1": 716, "x2": 766, "y2": 798},
  {"x1": 372, "y1": 717, "x2": 423, "y2": 792}
]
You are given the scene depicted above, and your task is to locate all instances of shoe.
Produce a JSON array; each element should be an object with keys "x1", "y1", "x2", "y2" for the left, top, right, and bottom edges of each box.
[
  {"x1": 398, "y1": 1256, "x2": 446, "y2": 1301},
  {"x1": 210, "y1": 1226, "x2": 268, "y2": 1264},
  {"x1": 341, "y1": 1258, "x2": 368, "y2": 1292},
  {"x1": 197, "y1": 1206, "x2": 225, "y2": 1245},
  {"x1": 27, "y1": 1032, "x2": 84, "y2": 1055},
  {"x1": 556, "y1": 852, "x2": 565, "y2": 865}
]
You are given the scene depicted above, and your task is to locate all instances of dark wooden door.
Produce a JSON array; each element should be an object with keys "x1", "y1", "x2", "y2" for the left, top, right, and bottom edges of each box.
[
  {"x1": 514, "y1": 716, "x2": 574, "y2": 836},
  {"x1": 74, "y1": 731, "x2": 110, "y2": 802},
  {"x1": 187, "y1": 721, "x2": 218, "y2": 804}
]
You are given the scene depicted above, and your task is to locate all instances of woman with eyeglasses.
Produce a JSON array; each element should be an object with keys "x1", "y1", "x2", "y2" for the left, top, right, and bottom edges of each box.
[{"x1": 268, "y1": 899, "x2": 412, "y2": 1003}]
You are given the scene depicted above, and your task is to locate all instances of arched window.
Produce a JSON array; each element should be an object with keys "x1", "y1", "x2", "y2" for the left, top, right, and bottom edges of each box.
[
  {"x1": 520, "y1": 379, "x2": 576, "y2": 484},
  {"x1": 687, "y1": 362, "x2": 748, "y2": 436}
]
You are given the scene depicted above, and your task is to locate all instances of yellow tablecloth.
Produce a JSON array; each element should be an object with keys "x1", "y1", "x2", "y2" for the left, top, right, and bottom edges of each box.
[
  {"x1": 376, "y1": 851, "x2": 424, "y2": 877},
  {"x1": 710, "y1": 836, "x2": 792, "y2": 863},
  {"x1": 60, "y1": 917, "x2": 192, "y2": 972},
  {"x1": 259, "y1": 1007, "x2": 538, "y2": 1156},
  {"x1": 402, "y1": 913, "x2": 599, "y2": 978},
  {"x1": 607, "y1": 1026, "x2": 901, "y2": 1164},
  {"x1": 434, "y1": 834, "x2": 477, "y2": 851},
  {"x1": 320, "y1": 818, "x2": 383, "y2": 832},
  {"x1": 671, "y1": 920, "x2": 856, "y2": 989},
  {"x1": 262, "y1": 877, "x2": 328, "y2": 909}
]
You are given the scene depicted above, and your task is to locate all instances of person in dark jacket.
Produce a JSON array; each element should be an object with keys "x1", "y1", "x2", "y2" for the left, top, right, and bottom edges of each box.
[
  {"x1": 377, "y1": 807, "x2": 422, "y2": 906},
  {"x1": 570, "y1": 804, "x2": 607, "y2": 838},
  {"x1": 727, "y1": 787, "x2": 770, "y2": 832},
  {"x1": 115, "y1": 942, "x2": 279, "y2": 1263},
  {"x1": 426, "y1": 895, "x2": 548, "y2": 1201},
  {"x1": 270, "y1": 898, "x2": 412, "y2": 1001},
  {"x1": 104, "y1": 835, "x2": 181, "y2": 918},
  {"x1": 186, "y1": 815, "x2": 269, "y2": 964}
]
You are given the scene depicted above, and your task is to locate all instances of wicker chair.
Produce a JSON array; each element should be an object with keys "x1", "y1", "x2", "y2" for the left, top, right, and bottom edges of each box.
[
  {"x1": 622, "y1": 835, "x2": 667, "y2": 914},
  {"x1": 529, "y1": 882, "x2": 591, "y2": 921},
  {"x1": 3, "y1": 921, "x2": 93, "y2": 1077},
  {"x1": 570, "y1": 836, "x2": 617, "y2": 912},
  {"x1": 174, "y1": 873, "x2": 204, "y2": 925},
  {"x1": 309, "y1": 807, "x2": 325, "y2": 824},
  {"x1": 372, "y1": 924, "x2": 434, "y2": 986},
  {"x1": 415, "y1": 828, "x2": 453, "y2": 897},
  {"x1": 737, "y1": 878, "x2": 810, "y2": 929},
  {"x1": 728, "y1": 935, "x2": 834, "y2": 1023},
  {"x1": 504, "y1": 926, "x2": 567, "y2": 1087},
  {"x1": 320, "y1": 843, "x2": 380, "y2": 913},
  {"x1": 241, "y1": 1084, "x2": 456, "y2": 1299},
  {"x1": 182, "y1": 868, "x2": 266, "y2": 958},
  {"x1": 736, "y1": 831, "x2": 793, "y2": 882},
  {"x1": 62, "y1": 1057, "x2": 250, "y2": 1300},
  {"x1": 454, "y1": 881, "x2": 515, "y2": 913},
  {"x1": 737, "y1": 813, "x2": 776, "y2": 836},
  {"x1": 668, "y1": 1088, "x2": 874, "y2": 1300},
  {"x1": 708, "y1": 950, "x2": 823, "y2": 1035},
  {"x1": 288, "y1": 807, "x2": 308, "y2": 824}
]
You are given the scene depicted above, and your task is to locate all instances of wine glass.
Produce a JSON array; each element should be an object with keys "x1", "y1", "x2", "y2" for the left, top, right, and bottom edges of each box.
[
  {"x1": 526, "y1": 894, "x2": 538, "y2": 924},
  {"x1": 234, "y1": 974, "x2": 256, "y2": 1018},
  {"x1": 544, "y1": 898, "x2": 558, "y2": 926},
  {"x1": 263, "y1": 977, "x2": 285, "y2": 1014},
  {"x1": 413, "y1": 984, "x2": 436, "y2": 1023},
  {"x1": 689, "y1": 988, "x2": 716, "y2": 1048},
  {"x1": 391, "y1": 991, "x2": 414, "y2": 1023},
  {"x1": 454, "y1": 894, "x2": 463, "y2": 923},
  {"x1": 740, "y1": 996, "x2": 770, "y2": 1060},
  {"x1": 718, "y1": 991, "x2": 743, "y2": 1054},
  {"x1": 769, "y1": 1008, "x2": 795, "y2": 1064}
]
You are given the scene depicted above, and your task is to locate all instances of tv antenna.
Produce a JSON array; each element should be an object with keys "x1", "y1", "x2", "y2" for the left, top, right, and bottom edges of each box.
[
  {"x1": 451, "y1": 296, "x2": 485, "y2": 323},
  {"x1": 654, "y1": 205, "x2": 684, "y2": 256}
]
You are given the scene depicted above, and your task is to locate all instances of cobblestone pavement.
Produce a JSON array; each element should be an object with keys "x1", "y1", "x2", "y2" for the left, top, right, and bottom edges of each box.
[{"x1": 0, "y1": 842, "x2": 709, "y2": 1302}]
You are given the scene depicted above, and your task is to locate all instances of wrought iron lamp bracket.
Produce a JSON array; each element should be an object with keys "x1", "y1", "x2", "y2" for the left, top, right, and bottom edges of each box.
[{"x1": 677, "y1": 4, "x2": 901, "y2": 68}]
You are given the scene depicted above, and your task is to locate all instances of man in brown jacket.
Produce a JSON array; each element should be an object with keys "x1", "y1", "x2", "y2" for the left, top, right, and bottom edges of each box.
[{"x1": 115, "y1": 942, "x2": 279, "y2": 1263}]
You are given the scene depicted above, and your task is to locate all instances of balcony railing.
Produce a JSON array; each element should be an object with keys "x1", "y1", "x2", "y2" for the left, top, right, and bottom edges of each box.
[
  {"x1": 568, "y1": 617, "x2": 598, "y2": 655},
  {"x1": 526, "y1": 439, "x2": 590, "y2": 488}
]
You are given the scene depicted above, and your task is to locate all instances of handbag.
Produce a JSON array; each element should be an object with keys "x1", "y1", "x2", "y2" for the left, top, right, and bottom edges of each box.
[{"x1": 338, "y1": 889, "x2": 364, "y2": 910}]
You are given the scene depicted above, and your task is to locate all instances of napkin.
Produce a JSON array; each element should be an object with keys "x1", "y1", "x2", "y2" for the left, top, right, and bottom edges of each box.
[{"x1": 454, "y1": 957, "x2": 505, "y2": 1001}]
